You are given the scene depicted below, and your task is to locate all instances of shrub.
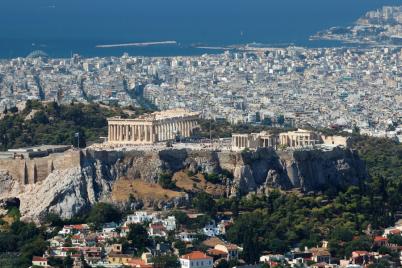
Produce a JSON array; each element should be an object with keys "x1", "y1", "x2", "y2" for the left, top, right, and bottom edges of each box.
[{"x1": 158, "y1": 173, "x2": 176, "y2": 189}]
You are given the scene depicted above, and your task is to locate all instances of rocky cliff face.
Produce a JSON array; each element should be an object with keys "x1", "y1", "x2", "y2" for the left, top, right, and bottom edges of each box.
[{"x1": 0, "y1": 147, "x2": 367, "y2": 222}]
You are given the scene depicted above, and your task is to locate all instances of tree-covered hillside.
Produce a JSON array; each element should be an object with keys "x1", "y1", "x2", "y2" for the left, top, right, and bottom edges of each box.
[
  {"x1": 224, "y1": 136, "x2": 402, "y2": 263},
  {"x1": 0, "y1": 100, "x2": 295, "y2": 150},
  {"x1": 0, "y1": 100, "x2": 151, "y2": 150}
]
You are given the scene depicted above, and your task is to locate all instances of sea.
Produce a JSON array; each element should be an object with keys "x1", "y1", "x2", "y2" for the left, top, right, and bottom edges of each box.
[{"x1": 0, "y1": 0, "x2": 400, "y2": 58}]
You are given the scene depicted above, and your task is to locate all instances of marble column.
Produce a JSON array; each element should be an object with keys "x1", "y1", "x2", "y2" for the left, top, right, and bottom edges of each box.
[
  {"x1": 130, "y1": 125, "x2": 134, "y2": 142},
  {"x1": 189, "y1": 121, "x2": 193, "y2": 136},
  {"x1": 125, "y1": 126, "x2": 129, "y2": 142},
  {"x1": 167, "y1": 123, "x2": 170, "y2": 140},
  {"x1": 136, "y1": 125, "x2": 140, "y2": 142},
  {"x1": 182, "y1": 122, "x2": 186, "y2": 137},
  {"x1": 145, "y1": 125, "x2": 149, "y2": 142},
  {"x1": 150, "y1": 125, "x2": 154, "y2": 142}
]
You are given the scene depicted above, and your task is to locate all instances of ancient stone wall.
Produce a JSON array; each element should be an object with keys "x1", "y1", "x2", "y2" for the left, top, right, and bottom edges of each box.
[{"x1": 0, "y1": 150, "x2": 81, "y2": 185}]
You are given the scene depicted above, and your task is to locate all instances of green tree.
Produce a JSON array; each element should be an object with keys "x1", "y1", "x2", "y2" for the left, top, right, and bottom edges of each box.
[
  {"x1": 43, "y1": 213, "x2": 64, "y2": 227},
  {"x1": 19, "y1": 237, "x2": 48, "y2": 266},
  {"x1": 86, "y1": 203, "x2": 122, "y2": 229},
  {"x1": 192, "y1": 192, "x2": 216, "y2": 214},
  {"x1": 170, "y1": 210, "x2": 188, "y2": 226},
  {"x1": 63, "y1": 255, "x2": 74, "y2": 268},
  {"x1": 158, "y1": 173, "x2": 176, "y2": 189},
  {"x1": 127, "y1": 224, "x2": 150, "y2": 252},
  {"x1": 152, "y1": 254, "x2": 180, "y2": 268},
  {"x1": 388, "y1": 234, "x2": 402, "y2": 245}
]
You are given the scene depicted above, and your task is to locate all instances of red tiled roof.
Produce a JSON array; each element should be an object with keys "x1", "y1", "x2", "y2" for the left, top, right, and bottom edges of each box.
[
  {"x1": 207, "y1": 249, "x2": 227, "y2": 256},
  {"x1": 71, "y1": 224, "x2": 88, "y2": 230},
  {"x1": 127, "y1": 258, "x2": 152, "y2": 268},
  {"x1": 374, "y1": 236, "x2": 388, "y2": 242},
  {"x1": 389, "y1": 229, "x2": 401, "y2": 235},
  {"x1": 32, "y1": 256, "x2": 47, "y2": 262},
  {"x1": 352, "y1": 251, "x2": 369, "y2": 256},
  {"x1": 181, "y1": 251, "x2": 212, "y2": 260}
]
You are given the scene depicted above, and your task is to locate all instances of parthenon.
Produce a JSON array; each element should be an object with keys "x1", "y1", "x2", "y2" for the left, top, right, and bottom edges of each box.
[{"x1": 107, "y1": 109, "x2": 200, "y2": 145}]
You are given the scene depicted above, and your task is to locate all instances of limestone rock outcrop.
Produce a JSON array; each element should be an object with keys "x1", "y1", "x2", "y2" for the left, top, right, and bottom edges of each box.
[{"x1": 0, "y1": 147, "x2": 367, "y2": 222}]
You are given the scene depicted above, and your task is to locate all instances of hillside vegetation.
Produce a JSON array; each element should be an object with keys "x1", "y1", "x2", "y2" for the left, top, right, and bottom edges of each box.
[
  {"x1": 0, "y1": 100, "x2": 151, "y2": 150},
  {"x1": 224, "y1": 136, "x2": 402, "y2": 262}
]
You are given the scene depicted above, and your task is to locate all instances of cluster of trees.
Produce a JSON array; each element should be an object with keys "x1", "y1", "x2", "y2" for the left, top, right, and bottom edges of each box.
[
  {"x1": 0, "y1": 100, "x2": 150, "y2": 150},
  {"x1": 0, "y1": 208, "x2": 48, "y2": 267},
  {"x1": 0, "y1": 203, "x2": 124, "y2": 267},
  {"x1": 158, "y1": 172, "x2": 177, "y2": 190},
  {"x1": 44, "y1": 202, "x2": 123, "y2": 230},
  {"x1": 352, "y1": 136, "x2": 402, "y2": 226},
  {"x1": 219, "y1": 136, "x2": 401, "y2": 263}
]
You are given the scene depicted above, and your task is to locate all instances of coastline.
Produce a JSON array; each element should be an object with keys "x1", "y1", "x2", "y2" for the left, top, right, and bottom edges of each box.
[{"x1": 96, "y1": 41, "x2": 177, "y2": 48}]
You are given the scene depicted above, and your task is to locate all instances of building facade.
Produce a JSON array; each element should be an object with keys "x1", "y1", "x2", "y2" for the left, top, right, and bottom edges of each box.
[
  {"x1": 180, "y1": 251, "x2": 213, "y2": 268},
  {"x1": 232, "y1": 132, "x2": 279, "y2": 151},
  {"x1": 107, "y1": 109, "x2": 200, "y2": 145},
  {"x1": 232, "y1": 129, "x2": 348, "y2": 151},
  {"x1": 279, "y1": 129, "x2": 320, "y2": 148}
]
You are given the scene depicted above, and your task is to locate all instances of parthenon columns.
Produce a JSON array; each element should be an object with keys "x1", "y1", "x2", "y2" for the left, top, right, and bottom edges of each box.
[{"x1": 107, "y1": 116, "x2": 199, "y2": 145}]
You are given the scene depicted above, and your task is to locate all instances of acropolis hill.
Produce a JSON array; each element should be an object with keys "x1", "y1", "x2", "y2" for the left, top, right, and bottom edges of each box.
[
  {"x1": 0, "y1": 107, "x2": 366, "y2": 222},
  {"x1": 0, "y1": 143, "x2": 366, "y2": 222}
]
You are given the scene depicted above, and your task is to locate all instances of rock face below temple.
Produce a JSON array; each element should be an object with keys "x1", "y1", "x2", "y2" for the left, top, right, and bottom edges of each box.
[{"x1": 0, "y1": 147, "x2": 367, "y2": 222}]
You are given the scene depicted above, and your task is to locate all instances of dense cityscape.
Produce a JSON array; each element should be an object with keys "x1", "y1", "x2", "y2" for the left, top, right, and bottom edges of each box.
[
  {"x1": 1, "y1": 46, "x2": 401, "y2": 139},
  {"x1": 0, "y1": 2, "x2": 401, "y2": 268},
  {"x1": 312, "y1": 6, "x2": 402, "y2": 45}
]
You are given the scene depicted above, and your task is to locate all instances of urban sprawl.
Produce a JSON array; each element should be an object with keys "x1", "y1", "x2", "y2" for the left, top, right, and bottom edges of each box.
[{"x1": 0, "y1": 45, "x2": 401, "y2": 140}]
